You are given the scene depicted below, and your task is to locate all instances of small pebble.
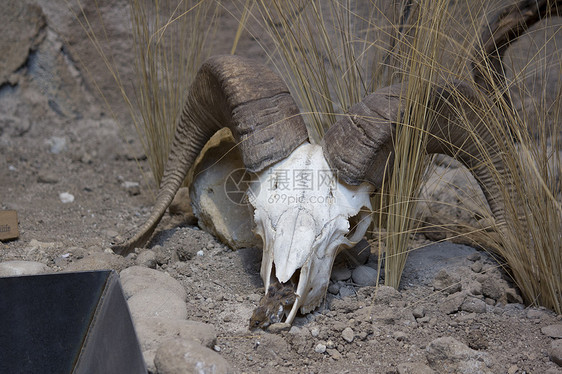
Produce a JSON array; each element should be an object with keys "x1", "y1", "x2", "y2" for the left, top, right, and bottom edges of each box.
[
  {"x1": 197, "y1": 250, "x2": 204, "y2": 257},
  {"x1": 542, "y1": 324, "x2": 562, "y2": 339},
  {"x1": 314, "y1": 343, "x2": 326, "y2": 353},
  {"x1": 59, "y1": 192, "x2": 74, "y2": 203},
  {"x1": 351, "y1": 265, "x2": 378, "y2": 286},
  {"x1": 342, "y1": 327, "x2": 354, "y2": 343},
  {"x1": 412, "y1": 306, "x2": 425, "y2": 319}
]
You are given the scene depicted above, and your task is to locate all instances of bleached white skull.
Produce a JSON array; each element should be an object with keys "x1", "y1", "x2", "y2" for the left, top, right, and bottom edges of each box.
[{"x1": 248, "y1": 142, "x2": 373, "y2": 323}]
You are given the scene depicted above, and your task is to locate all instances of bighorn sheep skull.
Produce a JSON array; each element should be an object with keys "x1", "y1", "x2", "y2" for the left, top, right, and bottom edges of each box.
[
  {"x1": 250, "y1": 142, "x2": 373, "y2": 323},
  {"x1": 112, "y1": 0, "x2": 554, "y2": 325}
]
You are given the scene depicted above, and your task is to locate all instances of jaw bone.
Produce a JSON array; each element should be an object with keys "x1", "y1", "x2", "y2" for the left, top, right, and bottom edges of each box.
[{"x1": 248, "y1": 142, "x2": 373, "y2": 324}]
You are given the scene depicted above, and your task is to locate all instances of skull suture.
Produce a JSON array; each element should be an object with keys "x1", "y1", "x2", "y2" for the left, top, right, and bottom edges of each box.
[{"x1": 248, "y1": 143, "x2": 373, "y2": 324}]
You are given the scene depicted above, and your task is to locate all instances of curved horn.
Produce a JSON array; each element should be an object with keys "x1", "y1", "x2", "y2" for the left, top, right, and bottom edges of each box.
[
  {"x1": 322, "y1": 81, "x2": 509, "y2": 223},
  {"x1": 113, "y1": 55, "x2": 308, "y2": 255},
  {"x1": 323, "y1": 0, "x2": 560, "y2": 226}
]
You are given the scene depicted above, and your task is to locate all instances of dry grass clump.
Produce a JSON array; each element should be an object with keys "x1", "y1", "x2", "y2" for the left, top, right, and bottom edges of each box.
[
  {"x1": 256, "y1": 0, "x2": 561, "y2": 311},
  {"x1": 82, "y1": 0, "x2": 560, "y2": 312}
]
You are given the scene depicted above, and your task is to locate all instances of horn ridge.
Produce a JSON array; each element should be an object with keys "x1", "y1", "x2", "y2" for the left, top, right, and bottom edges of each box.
[{"x1": 112, "y1": 55, "x2": 308, "y2": 255}]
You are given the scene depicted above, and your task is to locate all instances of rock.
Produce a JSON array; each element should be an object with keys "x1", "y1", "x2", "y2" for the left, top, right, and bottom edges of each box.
[
  {"x1": 439, "y1": 292, "x2": 467, "y2": 315},
  {"x1": 314, "y1": 343, "x2": 326, "y2": 353},
  {"x1": 527, "y1": 308, "x2": 547, "y2": 319},
  {"x1": 59, "y1": 192, "x2": 74, "y2": 203},
  {"x1": 549, "y1": 340, "x2": 562, "y2": 366},
  {"x1": 121, "y1": 181, "x2": 140, "y2": 196},
  {"x1": 328, "y1": 282, "x2": 341, "y2": 294},
  {"x1": 135, "y1": 250, "x2": 156, "y2": 268},
  {"x1": 48, "y1": 136, "x2": 67, "y2": 154},
  {"x1": 134, "y1": 317, "x2": 217, "y2": 353},
  {"x1": 351, "y1": 265, "x2": 378, "y2": 286},
  {"x1": 373, "y1": 285, "x2": 402, "y2": 304},
  {"x1": 65, "y1": 252, "x2": 129, "y2": 272},
  {"x1": 342, "y1": 327, "x2": 355, "y2": 343},
  {"x1": 310, "y1": 327, "x2": 320, "y2": 337},
  {"x1": 467, "y1": 253, "x2": 481, "y2": 262},
  {"x1": 345, "y1": 238, "x2": 371, "y2": 265},
  {"x1": 507, "y1": 365, "x2": 518, "y2": 374},
  {"x1": 542, "y1": 325, "x2": 562, "y2": 339},
  {"x1": 154, "y1": 338, "x2": 233, "y2": 374},
  {"x1": 37, "y1": 172, "x2": 58, "y2": 184},
  {"x1": 505, "y1": 288, "x2": 523, "y2": 304},
  {"x1": 470, "y1": 262, "x2": 483, "y2": 273},
  {"x1": 0, "y1": 0, "x2": 45, "y2": 85},
  {"x1": 466, "y1": 330, "x2": 488, "y2": 350},
  {"x1": 426, "y1": 336, "x2": 492, "y2": 374},
  {"x1": 412, "y1": 306, "x2": 425, "y2": 319},
  {"x1": 432, "y1": 269, "x2": 462, "y2": 294},
  {"x1": 142, "y1": 349, "x2": 157, "y2": 374},
  {"x1": 327, "y1": 348, "x2": 342, "y2": 360},
  {"x1": 393, "y1": 331, "x2": 408, "y2": 342},
  {"x1": 127, "y1": 289, "x2": 187, "y2": 321},
  {"x1": 461, "y1": 297, "x2": 487, "y2": 314},
  {"x1": 480, "y1": 276, "x2": 503, "y2": 301},
  {"x1": 331, "y1": 266, "x2": 352, "y2": 281},
  {"x1": 189, "y1": 130, "x2": 260, "y2": 249},
  {"x1": 337, "y1": 285, "x2": 354, "y2": 298},
  {"x1": 169, "y1": 187, "x2": 194, "y2": 216},
  {"x1": 120, "y1": 266, "x2": 187, "y2": 301},
  {"x1": 397, "y1": 362, "x2": 437, "y2": 374},
  {"x1": 0, "y1": 261, "x2": 52, "y2": 276}
]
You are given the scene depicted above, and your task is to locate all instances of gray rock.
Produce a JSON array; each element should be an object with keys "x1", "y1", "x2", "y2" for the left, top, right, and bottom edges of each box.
[
  {"x1": 470, "y1": 262, "x2": 483, "y2": 273},
  {"x1": 0, "y1": 0, "x2": 45, "y2": 85},
  {"x1": 342, "y1": 327, "x2": 355, "y2": 343},
  {"x1": 397, "y1": 362, "x2": 437, "y2": 374},
  {"x1": 346, "y1": 238, "x2": 371, "y2": 265},
  {"x1": 351, "y1": 265, "x2": 378, "y2": 286},
  {"x1": 505, "y1": 288, "x2": 523, "y2": 304},
  {"x1": 432, "y1": 269, "x2": 462, "y2": 294},
  {"x1": 480, "y1": 276, "x2": 503, "y2": 300},
  {"x1": 461, "y1": 297, "x2": 487, "y2": 314},
  {"x1": 412, "y1": 306, "x2": 425, "y2": 319},
  {"x1": 542, "y1": 325, "x2": 562, "y2": 339},
  {"x1": 65, "y1": 252, "x2": 129, "y2": 272},
  {"x1": 331, "y1": 266, "x2": 352, "y2": 281},
  {"x1": 549, "y1": 339, "x2": 562, "y2": 366},
  {"x1": 0, "y1": 261, "x2": 52, "y2": 277},
  {"x1": 439, "y1": 292, "x2": 467, "y2": 314},
  {"x1": 136, "y1": 250, "x2": 157, "y2": 268},
  {"x1": 169, "y1": 187, "x2": 193, "y2": 215},
  {"x1": 426, "y1": 336, "x2": 492, "y2": 374},
  {"x1": 372, "y1": 285, "x2": 402, "y2": 304},
  {"x1": 393, "y1": 331, "x2": 408, "y2": 341},
  {"x1": 127, "y1": 289, "x2": 187, "y2": 321},
  {"x1": 134, "y1": 317, "x2": 217, "y2": 353},
  {"x1": 314, "y1": 343, "x2": 326, "y2": 353},
  {"x1": 37, "y1": 172, "x2": 59, "y2": 184},
  {"x1": 328, "y1": 282, "x2": 341, "y2": 294},
  {"x1": 121, "y1": 181, "x2": 140, "y2": 196},
  {"x1": 526, "y1": 308, "x2": 547, "y2": 319},
  {"x1": 120, "y1": 266, "x2": 187, "y2": 301},
  {"x1": 142, "y1": 349, "x2": 157, "y2": 374},
  {"x1": 154, "y1": 338, "x2": 233, "y2": 374},
  {"x1": 339, "y1": 285, "x2": 355, "y2": 298}
]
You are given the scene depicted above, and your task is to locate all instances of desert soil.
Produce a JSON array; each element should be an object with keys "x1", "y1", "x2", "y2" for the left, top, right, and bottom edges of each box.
[{"x1": 1, "y1": 0, "x2": 561, "y2": 373}]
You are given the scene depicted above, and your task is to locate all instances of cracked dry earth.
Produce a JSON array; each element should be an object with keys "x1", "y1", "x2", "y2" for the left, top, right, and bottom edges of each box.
[{"x1": 1, "y1": 0, "x2": 562, "y2": 373}]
